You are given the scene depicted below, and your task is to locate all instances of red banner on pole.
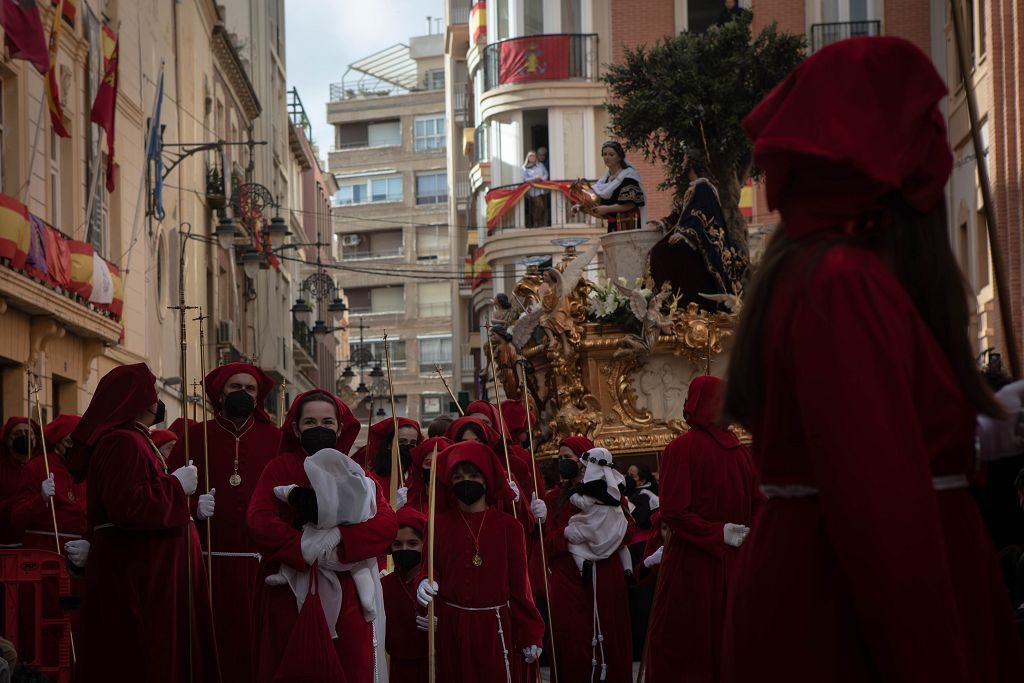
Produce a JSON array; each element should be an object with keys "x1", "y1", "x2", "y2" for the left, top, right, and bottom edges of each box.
[{"x1": 499, "y1": 35, "x2": 569, "y2": 85}]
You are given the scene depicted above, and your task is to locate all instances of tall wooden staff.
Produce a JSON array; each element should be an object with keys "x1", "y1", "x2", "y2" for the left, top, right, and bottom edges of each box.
[
  {"x1": 434, "y1": 364, "x2": 464, "y2": 416},
  {"x1": 518, "y1": 362, "x2": 558, "y2": 682},
  {"x1": 278, "y1": 379, "x2": 287, "y2": 427},
  {"x1": 383, "y1": 331, "x2": 404, "y2": 507},
  {"x1": 484, "y1": 328, "x2": 516, "y2": 478},
  {"x1": 26, "y1": 370, "x2": 77, "y2": 663},
  {"x1": 195, "y1": 309, "x2": 213, "y2": 598},
  {"x1": 950, "y1": 0, "x2": 1021, "y2": 379},
  {"x1": 171, "y1": 239, "x2": 196, "y2": 682},
  {"x1": 426, "y1": 442, "x2": 439, "y2": 683}
]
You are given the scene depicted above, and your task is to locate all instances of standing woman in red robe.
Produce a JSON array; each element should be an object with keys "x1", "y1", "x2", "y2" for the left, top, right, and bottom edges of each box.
[
  {"x1": 721, "y1": 37, "x2": 1024, "y2": 682},
  {"x1": 646, "y1": 376, "x2": 762, "y2": 682},
  {"x1": 365, "y1": 416, "x2": 423, "y2": 503},
  {"x1": 248, "y1": 389, "x2": 397, "y2": 683},
  {"x1": 0, "y1": 417, "x2": 41, "y2": 547},
  {"x1": 169, "y1": 362, "x2": 282, "y2": 683},
  {"x1": 541, "y1": 435, "x2": 634, "y2": 683},
  {"x1": 381, "y1": 506, "x2": 430, "y2": 683},
  {"x1": 402, "y1": 436, "x2": 452, "y2": 513},
  {"x1": 71, "y1": 363, "x2": 219, "y2": 683},
  {"x1": 415, "y1": 440, "x2": 545, "y2": 682}
]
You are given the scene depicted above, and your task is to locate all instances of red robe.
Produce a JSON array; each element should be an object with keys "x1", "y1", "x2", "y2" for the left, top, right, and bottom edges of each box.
[
  {"x1": 381, "y1": 569, "x2": 428, "y2": 683},
  {"x1": 544, "y1": 485, "x2": 634, "y2": 683},
  {"x1": 248, "y1": 447, "x2": 397, "y2": 683},
  {"x1": 168, "y1": 414, "x2": 282, "y2": 683},
  {"x1": 721, "y1": 246, "x2": 1024, "y2": 682},
  {"x1": 0, "y1": 417, "x2": 41, "y2": 547},
  {"x1": 79, "y1": 425, "x2": 219, "y2": 683},
  {"x1": 11, "y1": 452, "x2": 87, "y2": 550},
  {"x1": 646, "y1": 376, "x2": 762, "y2": 683}
]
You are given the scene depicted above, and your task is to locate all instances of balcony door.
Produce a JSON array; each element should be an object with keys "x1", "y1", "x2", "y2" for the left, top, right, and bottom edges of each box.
[{"x1": 821, "y1": 0, "x2": 875, "y2": 23}]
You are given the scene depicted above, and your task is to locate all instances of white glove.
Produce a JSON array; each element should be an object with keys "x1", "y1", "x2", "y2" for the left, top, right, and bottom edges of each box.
[
  {"x1": 564, "y1": 524, "x2": 584, "y2": 545},
  {"x1": 197, "y1": 488, "x2": 216, "y2": 520},
  {"x1": 395, "y1": 486, "x2": 408, "y2": 511},
  {"x1": 723, "y1": 523, "x2": 750, "y2": 548},
  {"x1": 317, "y1": 527, "x2": 342, "y2": 564},
  {"x1": 523, "y1": 645, "x2": 542, "y2": 664},
  {"x1": 172, "y1": 462, "x2": 198, "y2": 496},
  {"x1": 509, "y1": 479, "x2": 520, "y2": 503},
  {"x1": 41, "y1": 475, "x2": 56, "y2": 504},
  {"x1": 643, "y1": 546, "x2": 664, "y2": 568},
  {"x1": 416, "y1": 578, "x2": 438, "y2": 607},
  {"x1": 529, "y1": 495, "x2": 547, "y2": 523},
  {"x1": 65, "y1": 539, "x2": 90, "y2": 568},
  {"x1": 273, "y1": 484, "x2": 297, "y2": 502},
  {"x1": 415, "y1": 614, "x2": 438, "y2": 632}
]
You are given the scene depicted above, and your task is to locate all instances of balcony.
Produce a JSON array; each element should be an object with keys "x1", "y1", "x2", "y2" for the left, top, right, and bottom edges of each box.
[
  {"x1": 486, "y1": 181, "x2": 600, "y2": 233},
  {"x1": 454, "y1": 171, "x2": 471, "y2": 208},
  {"x1": 339, "y1": 247, "x2": 404, "y2": 261},
  {"x1": 473, "y1": 125, "x2": 489, "y2": 163},
  {"x1": 482, "y1": 34, "x2": 598, "y2": 92},
  {"x1": 292, "y1": 318, "x2": 319, "y2": 375},
  {"x1": 809, "y1": 21, "x2": 881, "y2": 52},
  {"x1": 449, "y1": 0, "x2": 469, "y2": 25}
]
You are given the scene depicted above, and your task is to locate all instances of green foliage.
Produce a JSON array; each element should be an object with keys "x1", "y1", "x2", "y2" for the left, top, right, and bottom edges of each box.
[{"x1": 603, "y1": 14, "x2": 805, "y2": 251}]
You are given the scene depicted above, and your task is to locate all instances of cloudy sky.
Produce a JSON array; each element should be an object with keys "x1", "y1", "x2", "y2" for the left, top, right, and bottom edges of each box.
[{"x1": 285, "y1": 0, "x2": 444, "y2": 162}]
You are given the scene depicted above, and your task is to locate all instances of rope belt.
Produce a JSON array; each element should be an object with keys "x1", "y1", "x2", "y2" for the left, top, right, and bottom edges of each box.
[
  {"x1": 0, "y1": 543, "x2": 23, "y2": 548},
  {"x1": 202, "y1": 551, "x2": 261, "y2": 560},
  {"x1": 443, "y1": 600, "x2": 513, "y2": 683},
  {"x1": 590, "y1": 569, "x2": 607, "y2": 682},
  {"x1": 762, "y1": 474, "x2": 970, "y2": 499},
  {"x1": 92, "y1": 523, "x2": 115, "y2": 532},
  {"x1": 25, "y1": 530, "x2": 82, "y2": 539}
]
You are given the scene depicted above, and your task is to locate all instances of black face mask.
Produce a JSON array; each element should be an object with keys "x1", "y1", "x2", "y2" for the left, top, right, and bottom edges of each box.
[
  {"x1": 223, "y1": 390, "x2": 256, "y2": 420},
  {"x1": 452, "y1": 480, "x2": 486, "y2": 506},
  {"x1": 623, "y1": 477, "x2": 637, "y2": 496},
  {"x1": 392, "y1": 548, "x2": 422, "y2": 571},
  {"x1": 10, "y1": 434, "x2": 30, "y2": 456},
  {"x1": 149, "y1": 399, "x2": 166, "y2": 425},
  {"x1": 299, "y1": 426, "x2": 337, "y2": 455},
  {"x1": 557, "y1": 458, "x2": 580, "y2": 480},
  {"x1": 399, "y1": 443, "x2": 414, "y2": 469},
  {"x1": 422, "y1": 468, "x2": 432, "y2": 484}
]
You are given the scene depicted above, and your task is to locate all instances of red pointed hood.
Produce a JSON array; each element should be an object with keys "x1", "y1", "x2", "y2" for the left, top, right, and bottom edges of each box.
[
  {"x1": 407, "y1": 436, "x2": 452, "y2": 503},
  {"x1": 438, "y1": 440, "x2": 516, "y2": 511},
  {"x1": 150, "y1": 429, "x2": 179, "y2": 447},
  {"x1": 167, "y1": 417, "x2": 198, "y2": 441},
  {"x1": 366, "y1": 417, "x2": 424, "y2": 471},
  {"x1": 499, "y1": 400, "x2": 530, "y2": 439},
  {"x1": 204, "y1": 362, "x2": 276, "y2": 423},
  {"x1": 396, "y1": 505, "x2": 428, "y2": 541},
  {"x1": 43, "y1": 414, "x2": 81, "y2": 451},
  {"x1": 280, "y1": 389, "x2": 361, "y2": 455},
  {"x1": 1, "y1": 417, "x2": 42, "y2": 460},
  {"x1": 683, "y1": 376, "x2": 741, "y2": 449},
  {"x1": 446, "y1": 416, "x2": 502, "y2": 450},
  {"x1": 558, "y1": 435, "x2": 595, "y2": 458}
]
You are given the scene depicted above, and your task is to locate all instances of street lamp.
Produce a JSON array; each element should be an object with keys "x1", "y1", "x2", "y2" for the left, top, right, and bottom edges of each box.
[
  {"x1": 215, "y1": 214, "x2": 240, "y2": 251},
  {"x1": 266, "y1": 214, "x2": 290, "y2": 248},
  {"x1": 240, "y1": 248, "x2": 263, "y2": 280}
]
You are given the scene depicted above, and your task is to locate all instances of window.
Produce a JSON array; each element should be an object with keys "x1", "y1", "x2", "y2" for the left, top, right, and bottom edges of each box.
[
  {"x1": 339, "y1": 229, "x2": 404, "y2": 259},
  {"x1": 416, "y1": 172, "x2": 447, "y2": 205},
  {"x1": 350, "y1": 338, "x2": 407, "y2": 368},
  {"x1": 421, "y1": 394, "x2": 446, "y2": 421},
  {"x1": 335, "y1": 176, "x2": 403, "y2": 205},
  {"x1": 418, "y1": 335, "x2": 452, "y2": 372},
  {"x1": 525, "y1": 0, "x2": 544, "y2": 35},
  {"x1": 414, "y1": 115, "x2": 445, "y2": 151},
  {"x1": 417, "y1": 282, "x2": 451, "y2": 317},
  {"x1": 426, "y1": 69, "x2": 445, "y2": 91},
  {"x1": 561, "y1": 0, "x2": 582, "y2": 33},
  {"x1": 50, "y1": 130, "x2": 60, "y2": 226},
  {"x1": 369, "y1": 120, "x2": 401, "y2": 147},
  {"x1": 346, "y1": 285, "x2": 405, "y2": 314},
  {"x1": 371, "y1": 176, "x2": 403, "y2": 202},
  {"x1": 416, "y1": 226, "x2": 448, "y2": 261}
]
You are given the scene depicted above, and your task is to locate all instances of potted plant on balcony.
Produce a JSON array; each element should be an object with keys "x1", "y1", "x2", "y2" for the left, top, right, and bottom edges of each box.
[{"x1": 206, "y1": 165, "x2": 226, "y2": 210}]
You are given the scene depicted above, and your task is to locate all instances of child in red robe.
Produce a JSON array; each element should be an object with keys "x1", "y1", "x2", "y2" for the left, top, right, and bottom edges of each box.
[
  {"x1": 0, "y1": 417, "x2": 41, "y2": 547},
  {"x1": 401, "y1": 436, "x2": 452, "y2": 513},
  {"x1": 382, "y1": 506, "x2": 430, "y2": 683},
  {"x1": 416, "y1": 440, "x2": 544, "y2": 682}
]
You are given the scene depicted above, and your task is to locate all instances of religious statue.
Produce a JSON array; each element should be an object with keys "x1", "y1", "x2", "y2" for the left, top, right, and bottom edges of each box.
[{"x1": 613, "y1": 281, "x2": 680, "y2": 358}]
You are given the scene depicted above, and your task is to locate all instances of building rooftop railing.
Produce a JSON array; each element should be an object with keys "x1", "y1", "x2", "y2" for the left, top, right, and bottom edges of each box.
[
  {"x1": 809, "y1": 20, "x2": 881, "y2": 52},
  {"x1": 287, "y1": 87, "x2": 313, "y2": 142}
]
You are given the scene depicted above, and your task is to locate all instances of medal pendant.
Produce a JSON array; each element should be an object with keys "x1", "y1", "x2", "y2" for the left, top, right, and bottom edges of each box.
[
  {"x1": 68, "y1": 491, "x2": 75, "y2": 501},
  {"x1": 472, "y1": 553, "x2": 483, "y2": 567},
  {"x1": 229, "y1": 473, "x2": 242, "y2": 487}
]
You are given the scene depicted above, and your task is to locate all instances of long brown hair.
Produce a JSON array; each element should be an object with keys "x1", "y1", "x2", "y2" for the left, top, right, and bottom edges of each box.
[{"x1": 723, "y1": 195, "x2": 1004, "y2": 427}]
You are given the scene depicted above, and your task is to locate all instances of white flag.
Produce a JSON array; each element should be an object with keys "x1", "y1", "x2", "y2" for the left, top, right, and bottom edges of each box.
[{"x1": 89, "y1": 256, "x2": 114, "y2": 304}]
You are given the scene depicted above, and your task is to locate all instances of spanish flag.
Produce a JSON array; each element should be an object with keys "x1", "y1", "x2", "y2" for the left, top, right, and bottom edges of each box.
[
  {"x1": 0, "y1": 193, "x2": 31, "y2": 269},
  {"x1": 45, "y1": 0, "x2": 70, "y2": 138},
  {"x1": 0, "y1": 0, "x2": 50, "y2": 74},
  {"x1": 90, "y1": 23, "x2": 118, "y2": 192},
  {"x1": 67, "y1": 239, "x2": 94, "y2": 300},
  {"x1": 469, "y1": 1, "x2": 486, "y2": 43},
  {"x1": 740, "y1": 178, "x2": 753, "y2": 219},
  {"x1": 50, "y1": 0, "x2": 74, "y2": 28},
  {"x1": 469, "y1": 246, "x2": 491, "y2": 289}
]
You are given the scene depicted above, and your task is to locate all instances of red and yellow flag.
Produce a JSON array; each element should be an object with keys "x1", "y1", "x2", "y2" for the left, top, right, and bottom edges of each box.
[
  {"x1": 50, "y1": 0, "x2": 74, "y2": 27},
  {"x1": 468, "y1": 246, "x2": 492, "y2": 289},
  {"x1": 469, "y1": 1, "x2": 486, "y2": 43},
  {"x1": 1, "y1": 0, "x2": 50, "y2": 74},
  {"x1": 90, "y1": 23, "x2": 119, "y2": 192},
  {"x1": 45, "y1": 0, "x2": 69, "y2": 138},
  {"x1": 0, "y1": 193, "x2": 31, "y2": 269},
  {"x1": 485, "y1": 180, "x2": 574, "y2": 232}
]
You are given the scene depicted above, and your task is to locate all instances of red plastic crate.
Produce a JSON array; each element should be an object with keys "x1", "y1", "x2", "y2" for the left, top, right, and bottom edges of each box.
[{"x1": 0, "y1": 550, "x2": 72, "y2": 683}]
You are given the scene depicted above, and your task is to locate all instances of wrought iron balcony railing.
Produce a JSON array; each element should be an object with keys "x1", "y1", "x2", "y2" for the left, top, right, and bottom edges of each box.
[
  {"x1": 482, "y1": 34, "x2": 598, "y2": 92},
  {"x1": 809, "y1": 20, "x2": 881, "y2": 52}
]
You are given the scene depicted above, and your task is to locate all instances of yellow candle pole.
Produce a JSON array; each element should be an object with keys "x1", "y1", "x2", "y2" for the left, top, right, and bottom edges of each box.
[
  {"x1": 434, "y1": 364, "x2": 464, "y2": 416},
  {"x1": 427, "y1": 443, "x2": 439, "y2": 683},
  {"x1": 485, "y1": 330, "x2": 516, "y2": 477},
  {"x1": 195, "y1": 309, "x2": 213, "y2": 599},
  {"x1": 26, "y1": 370, "x2": 77, "y2": 663}
]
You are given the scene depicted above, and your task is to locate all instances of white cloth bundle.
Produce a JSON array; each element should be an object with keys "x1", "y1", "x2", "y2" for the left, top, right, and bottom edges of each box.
[{"x1": 567, "y1": 448, "x2": 628, "y2": 563}]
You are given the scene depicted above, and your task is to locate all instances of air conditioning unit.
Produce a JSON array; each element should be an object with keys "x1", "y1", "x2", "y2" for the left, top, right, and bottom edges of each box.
[
  {"x1": 341, "y1": 234, "x2": 362, "y2": 247},
  {"x1": 217, "y1": 320, "x2": 235, "y2": 344}
]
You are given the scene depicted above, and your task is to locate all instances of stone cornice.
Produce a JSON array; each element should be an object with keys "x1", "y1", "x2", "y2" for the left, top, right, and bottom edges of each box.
[{"x1": 211, "y1": 23, "x2": 261, "y2": 121}]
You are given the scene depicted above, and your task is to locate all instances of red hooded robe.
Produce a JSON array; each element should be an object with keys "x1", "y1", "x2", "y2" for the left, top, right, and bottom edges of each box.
[
  {"x1": 167, "y1": 362, "x2": 282, "y2": 683},
  {"x1": 248, "y1": 388, "x2": 396, "y2": 683},
  {"x1": 364, "y1": 416, "x2": 424, "y2": 500},
  {"x1": 72, "y1": 363, "x2": 219, "y2": 683},
  {"x1": 381, "y1": 506, "x2": 430, "y2": 683},
  {"x1": 543, "y1": 434, "x2": 634, "y2": 683},
  {"x1": 432, "y1": 440, "x2": 544, "y2": 682},
  {"x1": 0, "y1": 417, "x2": 41, "y2": 547},
  {"x1": 645, "y1": 376, "x2": 762, "y2": 683},
  {"x1": 722, "y1": 37, "x2": 1024, "y2": 683},
  {"x1": 405, "y1": 436, "x2": 452, "y2": 513}
]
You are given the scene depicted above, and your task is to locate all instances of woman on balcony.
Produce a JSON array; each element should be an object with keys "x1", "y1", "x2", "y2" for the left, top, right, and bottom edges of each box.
[
  {"x1": 575, "y1": 141, "x2": 647, "y2": 232},
  {"x1": 523, "y1": 151, "x2": 549, "y2": 228}
]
